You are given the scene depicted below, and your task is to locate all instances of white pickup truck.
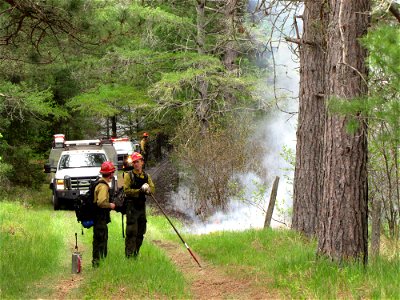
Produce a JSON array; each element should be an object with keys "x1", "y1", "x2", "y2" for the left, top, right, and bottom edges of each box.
[
  {"x1": 44, "y1": 137, "x2": 118, "y2": 210},
  {"x1": 111, "y1": 137, "x2": 140, "y2": 170}
]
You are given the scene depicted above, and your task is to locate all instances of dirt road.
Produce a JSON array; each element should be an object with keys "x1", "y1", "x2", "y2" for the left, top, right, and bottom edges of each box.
[
  {"x1": 152, "y1": 239, "x2": 275, "y2": 299},
  {"x1": 45, "y1": 237, "x2": 276, "y2": 300}
]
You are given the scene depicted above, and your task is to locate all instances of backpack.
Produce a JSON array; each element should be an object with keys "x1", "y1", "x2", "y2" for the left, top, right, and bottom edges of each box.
[
  {"x1": 110, "y1": 171, "x2": 147, "y2": 215},
  {"x1": 111, "y1": 186, "x2": 126, "y2": 215},
  {"x1": 106, "y1": 186, "x2": 127, "y2": 238},
  {"x1": 74, "y1": 179, "x2": 105, "y2": 228}
]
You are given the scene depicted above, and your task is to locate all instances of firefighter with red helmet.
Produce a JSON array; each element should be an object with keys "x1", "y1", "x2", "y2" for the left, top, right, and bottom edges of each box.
[
  {"x1": 140, "y1": 132, "x2": 150, "y2": 168},
  {"x1": 92, "y1": 161, "x2": 116, "y2": 267},
  {"x1": 123, "y1": 152, "x2": 155, "y2": 258}
]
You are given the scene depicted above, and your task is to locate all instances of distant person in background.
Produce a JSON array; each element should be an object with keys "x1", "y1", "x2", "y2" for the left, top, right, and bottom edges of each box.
[
  {"x1": 123, "y1": 152, "x2": 155, "y2": 258},
  {"x1": 140, "y1": 132, "x2": 150, "y2": 168},
  {"x1": 93, "y1": 161, "x2": 116, "y2": 267}
]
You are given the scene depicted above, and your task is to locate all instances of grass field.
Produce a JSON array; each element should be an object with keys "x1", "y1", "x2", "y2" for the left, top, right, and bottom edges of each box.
[
  {"x1": 0, "y1": 187, "x2": 189, "y2": 299},
  {"x1": 1, "y1": 185, "x2": 399, "y2": 299},
  {"x1": 185, "y1": 229, "x2": 400, "y2": 299}
]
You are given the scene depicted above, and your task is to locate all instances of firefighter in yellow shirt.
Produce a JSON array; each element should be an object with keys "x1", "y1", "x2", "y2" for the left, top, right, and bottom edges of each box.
[
  {"x1": 140, "y1": 132, "x2": 150, "y2": 168},
  {"x1": 124, "y1": 152, "x2": 155, "y2": 258},
  {"x1": 92, "y1": 161, "x2": 116, "y2": 267}
]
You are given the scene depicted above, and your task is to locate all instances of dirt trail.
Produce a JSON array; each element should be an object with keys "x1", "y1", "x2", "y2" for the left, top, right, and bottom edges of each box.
[
  {"x1": 50, "y1": 274, "x2": 84, "y2": 300},
  {"x1": 53, "y1": 229, "x2": 89, "y2": 299},
  {"x1": 152, "y1": 239, "x2": 275, "y2": 300},
  {"x1": 43, "y1": 230, "x2": 275, "y2": 300},
  {"x1": 35, "y1": 228, "x2": 88, "y2": 300}
]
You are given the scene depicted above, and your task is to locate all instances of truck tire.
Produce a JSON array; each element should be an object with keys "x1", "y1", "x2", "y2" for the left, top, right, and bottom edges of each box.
[{"x1": 53, "y1": 193, "x2": 61, "y2": 210}]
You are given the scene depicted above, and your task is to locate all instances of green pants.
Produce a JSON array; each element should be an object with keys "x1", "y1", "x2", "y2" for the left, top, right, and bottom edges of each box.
[
  {"x1": 92, "y1": 219, "x2": 108, "y2": 267},
  {"x1": 125, "y1": 203, "x2": 147, "y2": 258}
]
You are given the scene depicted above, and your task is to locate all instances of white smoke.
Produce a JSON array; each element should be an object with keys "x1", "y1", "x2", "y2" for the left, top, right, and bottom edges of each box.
[
  {"x1": 170, "y1": 2, "x2": 300, "y2": 234},
  {"x1": 181, "y1": 107, "x2": 297, "y2": 234}
]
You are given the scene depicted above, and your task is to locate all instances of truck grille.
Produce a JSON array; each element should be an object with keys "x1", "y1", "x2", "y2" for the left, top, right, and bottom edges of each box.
[
  {"x1": 71, "y1": 176, "x2": 98, "y2": 190},
  {"x1": 117, "y1": 154, "x2": 128, "y2": 169}
]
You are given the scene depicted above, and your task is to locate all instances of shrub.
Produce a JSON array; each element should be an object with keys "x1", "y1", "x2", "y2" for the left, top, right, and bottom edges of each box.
[
  {"x1": 0, "y1": 160, "x2": 13, "y2": 194},
  {"x1": 2, "y1": 145, "x2": 45, "y2": 189},
  {"x1": 172, "y1": 113, "x2": 265, "y2": 219}
]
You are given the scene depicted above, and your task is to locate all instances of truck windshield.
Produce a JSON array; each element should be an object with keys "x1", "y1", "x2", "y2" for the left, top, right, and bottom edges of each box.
[{"x1": 59, "y1": 153, "x2": 107, "y2": 169}]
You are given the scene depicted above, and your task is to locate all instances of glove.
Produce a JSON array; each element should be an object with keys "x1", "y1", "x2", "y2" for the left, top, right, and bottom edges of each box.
[{"x1": 140, "y1": 183, "x2": 151, "y2": 195}]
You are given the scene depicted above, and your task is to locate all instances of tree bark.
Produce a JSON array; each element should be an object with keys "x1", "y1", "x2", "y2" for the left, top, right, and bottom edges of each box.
[
  {"x1": 292, "y1": 0, "x2": 327, "y2": 237},
  {"x1": 222, "y1": 0, "x2": 241, "y2": 71},
  {"x1": 196, "y1": 0, "x2": 206, "y2": 55},
  {"x1": 196, "y1": 0, "x2": 209, "y2": 134},
  {"x1": 106, "y1": 118, "x2": 110, "y2": 139},
  {"x1": 370, "y1": 197, "x2": 381, "y2": 258},
  {"x1": 111, "y1": 115, "x2": 117, "y2": 138},
  {"x1": 389, "y1": 3, "x2": 400, "y2": 23},
  {"x1": 318, "y1": 0, "x2": 370, "y2": 264}
]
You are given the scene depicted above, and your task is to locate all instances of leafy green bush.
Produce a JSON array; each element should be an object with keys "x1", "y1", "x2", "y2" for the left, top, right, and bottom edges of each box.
[
  {"x1": 3, "y1": 146, "x2": 45, "y2": 189},
  {"x1": 0, "y1": 133, "x2": 13, "y2": 194},
  {"x1": 0, "y1": 160, "x2": 13, "y2": 192}
]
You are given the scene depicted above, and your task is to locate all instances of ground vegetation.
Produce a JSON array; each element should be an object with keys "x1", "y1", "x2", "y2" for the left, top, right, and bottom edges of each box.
[
  {"x1": 0, "y1": 0, "x2": 398, "y2": 270},
  {"x1": 1, "y1": 190, "x2": 398, "y2": 299}
]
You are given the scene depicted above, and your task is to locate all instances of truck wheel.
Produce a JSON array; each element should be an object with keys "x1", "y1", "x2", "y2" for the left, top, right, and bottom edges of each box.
[{"x1": 53, "y1": 193, "x2": 61, "y2": 210}]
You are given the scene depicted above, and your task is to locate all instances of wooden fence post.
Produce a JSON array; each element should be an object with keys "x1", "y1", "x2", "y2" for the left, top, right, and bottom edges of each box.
[{"x1": 264, "y1": 176, "x2": 280, "y2": 228}]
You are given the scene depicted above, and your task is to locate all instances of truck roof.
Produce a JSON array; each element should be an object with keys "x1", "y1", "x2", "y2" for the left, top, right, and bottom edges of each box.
[
  {"x1": 61, "y1": 149, "x2": 106, "y2": 154},
  {"x1": 64, "y1": 145, "x2": 105, "y2": 151},
  {"x1": 48, "y1": 137, "x2": 118, "y2": 168}
]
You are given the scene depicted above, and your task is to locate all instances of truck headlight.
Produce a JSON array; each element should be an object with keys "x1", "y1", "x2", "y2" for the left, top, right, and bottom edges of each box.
[{"x1": 56, "y1": 179, "x2": 64, "y2": 189}]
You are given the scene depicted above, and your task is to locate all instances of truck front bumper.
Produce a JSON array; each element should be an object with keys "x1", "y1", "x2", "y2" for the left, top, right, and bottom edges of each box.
[{"x1": 55, "y1": 189, "x2": 81, "y2": 200}]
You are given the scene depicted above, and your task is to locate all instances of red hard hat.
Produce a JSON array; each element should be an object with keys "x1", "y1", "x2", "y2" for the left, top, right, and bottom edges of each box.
[
  {"x1": 100, "y1": 161, "x2": 116, "y2": 174},
  {"x1": 143, "y1": 132, "x2": 149, "y2": 137},
  {"x1": 131, "y1": 152, "x2": 143, "y2": 162}
]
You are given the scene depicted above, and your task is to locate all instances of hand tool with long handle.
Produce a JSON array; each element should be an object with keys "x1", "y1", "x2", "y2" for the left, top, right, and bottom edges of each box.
[{"x1": 149, "y1": 193, "x2": 202, "y2": 268}]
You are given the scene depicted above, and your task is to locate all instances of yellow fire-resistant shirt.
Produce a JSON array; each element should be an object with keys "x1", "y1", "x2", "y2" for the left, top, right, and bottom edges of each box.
[
  {"x1": 124, "y1": 170, "x2": 155, "y2": 198},
  {"x1": 94, "y1": 178, "x2": 113, "y2": 209},
  {"x1": 140, "y1": 138, "x2": 149, "y2": 154}
]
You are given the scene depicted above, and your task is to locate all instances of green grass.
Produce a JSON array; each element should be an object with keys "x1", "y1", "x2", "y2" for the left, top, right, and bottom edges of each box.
[
  {"x1": 2, "y1": 185, "x2": 399, "y2": 299},
  {"x1": 187, "y1": 229, "x2": 400, "y2": 299},
  {"x1": 0, "y1": 188, "x2": 189, "y2": 299},
  {"x1": 75, "y1": 211, "x2": 189, "y2": 299},
  {"x1": 0, "y1": 202, "x2": 71, "y2": 299}
]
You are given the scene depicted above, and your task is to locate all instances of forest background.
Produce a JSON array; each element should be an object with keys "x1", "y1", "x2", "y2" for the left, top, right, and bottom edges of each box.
[{"x1": 0, "y1": 0, "x2": 399, "y2": 267}]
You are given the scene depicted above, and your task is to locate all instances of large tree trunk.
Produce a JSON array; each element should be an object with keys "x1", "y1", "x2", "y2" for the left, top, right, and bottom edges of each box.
[
  {"x1": 111, "y1": 115, "x2": 117, "y2": 138},
  {"x1": 222, "y1": 0, "x2": 241, "y2": 71},
  {"x1": 196, "y1": 0, "x2": 209, "y2": 134},
  {"x1": 318, "y1": 0, "x2": 370, "y2": 263},
  {"x1": 196, "y1": 0, "x2": 206, "y2": 55},
  {"x1": 292, "y1": 0, "x2": 326, "y2": 237}
]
